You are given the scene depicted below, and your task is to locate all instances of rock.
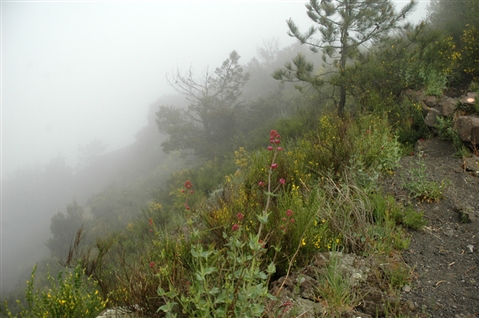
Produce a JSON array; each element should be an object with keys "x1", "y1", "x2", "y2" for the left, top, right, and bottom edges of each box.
[
  {"x1": 462, "y1": 156, "x2": 479, "y2": 173},
  {"x1": 424, "y1": 95, "x2": 438, "y2": 108},
  {"x1": 466, "y1": 245, "x2": 474, "y2": 253},
  {"x1": 291, "y1": 298, "x2": 324, "y2": 318},
  {"x1": 444, "y1": 228, "x2": 455, "y2": 237},
  {"x1": 440, "y1": 96, "x2": 457, "y2": 116},
  {"x1": 454, "y1": 204, "x2": 477, "y2": 223},
  {"x1": 459, "y1": 92, "x2": 477, "y2": 105},
  {"x1": 471, "y1": 126, "x2": 479, "y2": 145},
  {"x1": 425, "y1": 108, "x2": 442, "y2": 127},
  {"x1": 454, "y1": 116, "x2": 479, "y2": 142},
  {"x1": 404, "y1": 89, "x2": 426, "y2": 102},
  {"x1": 402, "y1": 284, "x2": 411, "y2": 293}
]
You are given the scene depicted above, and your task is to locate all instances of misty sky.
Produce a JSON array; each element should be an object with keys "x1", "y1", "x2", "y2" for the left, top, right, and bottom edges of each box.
[{"x1": 1, "y1": 0, "x2": 430, "y2": 176}]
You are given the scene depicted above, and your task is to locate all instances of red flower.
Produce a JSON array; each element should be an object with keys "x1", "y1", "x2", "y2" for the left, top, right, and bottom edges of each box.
[
  {"x1": 277, "y1": 146, "x2": 283, "y2": 151},
  {"x1": 150, "y1": 262, "x2": 155, "y2": 269},
  {"x1": 271, "y1": 163, "x2": 278, "y2": 169},
  {"x1": 267, "y1": 146, "x2": 273, "y2": 151},
  {"x1": 270, "y1": 130, "x2": 280, "y2": 140},
  {"x1": 236, "y1": 213, "x2": 244, "y2": 221},
  {"x1": 232, "y1": 224, "x2": 240, "y2": 231},
  {"x1": 258, "y1": 181, "x2": 265, "y2": 187},
  {"x1": 286, "y1": 209, "x2": 294, "y2": 217},
  {"x1": 184, "y1": 180, "x2": 193, "y2": 189},
  {"x1": 279, "y1": 178, "x2": 286, "y2": 185},
  {"x1": 290, "y1": 218, "x2": 295, "y2": 223}
]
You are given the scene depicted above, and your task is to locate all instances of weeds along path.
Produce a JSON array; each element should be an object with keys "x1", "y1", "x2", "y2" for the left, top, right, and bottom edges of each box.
[{"x1": 381, "y1": 137, "x2": 479, "y2": 317}]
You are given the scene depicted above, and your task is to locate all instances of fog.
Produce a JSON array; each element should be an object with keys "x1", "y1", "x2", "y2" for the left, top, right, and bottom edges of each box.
[{"x1": 1, "y1": 0, "x2": 430, "y2": 298}]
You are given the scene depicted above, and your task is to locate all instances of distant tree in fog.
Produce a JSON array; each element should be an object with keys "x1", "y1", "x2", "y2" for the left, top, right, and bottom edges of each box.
[
  {"x1": 47, "y1": 200, "x2": 85, "y2": 261},
  {"x1": 77, "y1": 138, "x2": 107, "y2": 169},
  {"x1": 156, "y1": 51, "x2": 249, "y2": 160},
  {"x1": 427, "y1": 0, "x2": 479, "y2": 43}
]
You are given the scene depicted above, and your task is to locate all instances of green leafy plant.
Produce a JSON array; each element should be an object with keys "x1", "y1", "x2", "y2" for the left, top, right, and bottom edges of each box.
[
  {"x1": 435, "y1": 116, "x2": 470, "y2": 157},
  {"x1": 157, "y1": 130, "x2": 289, "y2": 317},
  {"x1": 402, "y1": 159, "x2": 449, "y2": 202}
]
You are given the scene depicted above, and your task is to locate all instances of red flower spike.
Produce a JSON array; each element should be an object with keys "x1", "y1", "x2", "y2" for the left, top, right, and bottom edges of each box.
[
  {"x1": 279, "y1": 178, "x2": 286, "y2": 185},
  {"x1": 286, "y1": 209, "x2": 294, "y2": 217},
  {"x1": 270, "y1": 130, "x2": 279, "y2": 139},
  {"x1": 258, "y1": 181, "x2": 265, "y2": 187},
  {"x1": 271, "y1": 163, "x2": 278, "y2": 169},
  {"x1": 237, "y1": 213, "x2": 244, "y2": 221},
  {"x1": 232, "y1": 223, "x2": 240, "y2": 231},
  {"x1": 290, "y1": 218, "x2": 295, "y2": 223},
  {"x1": 184, "y1": 180, "x2": 193, "y2": 189},
  {"x1": 267, "y1": 146, "x2": 273, "y2": 151},
  {"x1": 190, "y1": 190, "x2": 194, "y2": 194},
  {"x1": 150, "y1": 262, "x2": 155, "y2": 269},
  {"x1": 277, "y1": 147, "x2": 283, "y2": 151}
]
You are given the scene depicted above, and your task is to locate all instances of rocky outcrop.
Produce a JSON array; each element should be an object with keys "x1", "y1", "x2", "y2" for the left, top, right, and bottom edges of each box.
[{"x1": 405, "y1": 90, "x2": 479, "y2": 146}]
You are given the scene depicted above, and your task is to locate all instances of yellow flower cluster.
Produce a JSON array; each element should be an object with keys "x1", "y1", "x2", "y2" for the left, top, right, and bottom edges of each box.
[{"x1": 234, "y1": 147, "x2": 248, "y2": 169}]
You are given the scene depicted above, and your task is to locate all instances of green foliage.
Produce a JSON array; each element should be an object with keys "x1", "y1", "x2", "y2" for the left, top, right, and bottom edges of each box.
[
  {"x1": 1, "y1": 264, "x2": 106, "y2": 318},
  {"x1": 47, "y1": 201, "x2": 85, "y2": 260},
  {"x1": 460, "y1": 25, "x2": 479, "y2": 82},
  {"x1": 402, "y1": 159, "x2": 450, "y2": 202},
  {"x1": 370, "y1": 193, "x2": 425, "y2": 231},
  {"x1": 428, "y1": 0, "x2": 479, "y2": 43},
  {"x1": 158, "y1": 231, "x2": 275, "y2": 317},
  {"x1": 274, "y1": 0, "x2": 416, "y2": 115},
  {"x1": 317, "y1": 252, "x2": 359, "y2": 311},
  {"x1": 435, "y1": 117, "x2": 470, "y2": 157},
  {"x1": 156, "y1": 51, "x2": 249, "y2": 160}
]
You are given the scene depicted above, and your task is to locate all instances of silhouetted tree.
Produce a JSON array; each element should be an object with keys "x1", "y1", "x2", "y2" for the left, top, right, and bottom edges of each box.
[
  {"x1": 427, "y1": 0, "x2": 479, "y2": 43},
  {"x1": 77, "y1": 138, "x2": 107, "y2": 169},
  {"x1": 156, "y1": 51, "x2": 249, "y2": 159},
  {"x1": 47, "y1": 201, "x2": 85, "y2": 260},
  {"x1": 274, "y1": 0, "x2": 416, "y2": 116}
]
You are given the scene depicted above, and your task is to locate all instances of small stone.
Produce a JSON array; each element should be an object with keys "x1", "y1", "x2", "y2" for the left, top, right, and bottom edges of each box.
[
  {"x1": 466, "y1": 245, "x2": 474, "y2": 253},
  {"x1": 444, "y1": 229, "x2": 454, "y2": 237},
  {"x1": 402, "y1": 284, "x2": 411, "y2": 293},
  {"x1": 406, "y1": 299, "x2": 415, "y2": 311}
]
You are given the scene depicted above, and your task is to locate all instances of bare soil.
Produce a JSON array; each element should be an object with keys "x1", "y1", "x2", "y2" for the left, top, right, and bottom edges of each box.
[{"x1": 383, "y1": 137, "x2": 479, "y2": 317}]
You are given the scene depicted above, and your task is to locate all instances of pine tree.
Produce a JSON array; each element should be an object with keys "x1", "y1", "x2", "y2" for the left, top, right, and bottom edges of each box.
[{"x1": 274, "y1": 0, "x2": 416, "y2": 116}]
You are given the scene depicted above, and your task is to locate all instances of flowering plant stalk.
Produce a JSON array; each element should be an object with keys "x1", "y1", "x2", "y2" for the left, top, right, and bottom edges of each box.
[{"x1": 157, "y1": 130, "x2": 289, "y2": 317}]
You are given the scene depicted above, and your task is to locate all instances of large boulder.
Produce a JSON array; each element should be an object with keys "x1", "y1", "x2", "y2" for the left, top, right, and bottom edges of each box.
[
  {"x1": 440, "y1": 96, "x2": 457, "y2": 116},
  {"x1": 454, "y1": 116, "x2": 479, "y2": 144},
  {"x1": 424, "y1": 108, "x2": 442, "y2": 127}
]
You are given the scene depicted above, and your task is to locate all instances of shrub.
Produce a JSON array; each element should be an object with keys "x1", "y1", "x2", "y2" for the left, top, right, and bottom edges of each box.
[
  {"x1": 402, "y1": 159, "x2": 450, "y2": 202},
  {"x1": 1, "y1": 264, "x2": 106, "y2": 318}
]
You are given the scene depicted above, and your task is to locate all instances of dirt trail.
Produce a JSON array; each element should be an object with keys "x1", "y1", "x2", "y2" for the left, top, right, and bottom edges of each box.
[{"x1": 383, "y1": 137, "x2": 479, "y2": 317}]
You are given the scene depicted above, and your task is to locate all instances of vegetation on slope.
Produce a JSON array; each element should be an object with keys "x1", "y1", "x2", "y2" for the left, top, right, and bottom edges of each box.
[{"x1": 2, "y1": 0, "x2": 479, "y2": 316}]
